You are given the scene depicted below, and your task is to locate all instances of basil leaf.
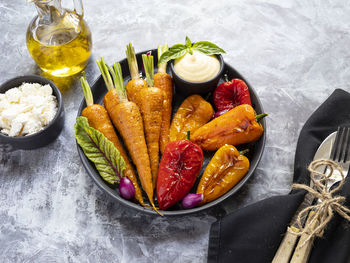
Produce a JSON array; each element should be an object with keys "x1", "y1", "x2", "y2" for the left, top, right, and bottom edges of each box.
[
  {"x1": 185, "y1": 36, "x2": 192, "y2": 48},
  {"x1": 185, "y1": 36, "x2": 193, "y2": 55},
  {"x1": 187, "y1": 47, "x2": 193, "y2": 55},
  {"x1": 75, "y1": 116, "x2": 126, "y2": 185},
  {"x1": 158, "y1": 44, "x2": 187, "y2": 65},
  {"x1": 192, "y1": 41, "x2": 226, "y2": 55}
]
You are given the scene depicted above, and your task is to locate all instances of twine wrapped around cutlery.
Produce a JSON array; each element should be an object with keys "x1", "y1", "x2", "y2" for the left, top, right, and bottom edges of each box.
[{"x1": 289, "y1": 159, "x2": 350, "y2": 248}]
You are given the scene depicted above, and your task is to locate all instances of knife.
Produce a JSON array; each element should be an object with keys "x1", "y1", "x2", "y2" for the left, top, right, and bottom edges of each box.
[{"x1": 271, "y1": 131, "x2": 336, "y2": 263}]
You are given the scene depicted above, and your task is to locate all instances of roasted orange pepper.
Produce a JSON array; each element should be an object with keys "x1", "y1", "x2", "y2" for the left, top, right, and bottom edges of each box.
[
  {"x1": 191, "y1": 104, "x2": 267, "y2": 151},
  {"x1": 169, "y1": 94, "x2": 214, "y2": 142},
  {"x1": 196, "y1": 145, "x2": 249, "y2": 205}
]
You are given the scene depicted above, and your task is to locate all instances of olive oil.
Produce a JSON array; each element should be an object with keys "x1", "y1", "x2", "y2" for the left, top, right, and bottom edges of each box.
[{"x1": 26, "y1": 1, "x2": 92, "y2": 77}]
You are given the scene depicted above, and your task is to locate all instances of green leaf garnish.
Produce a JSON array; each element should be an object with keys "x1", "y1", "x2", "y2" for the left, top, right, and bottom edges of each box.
[
  {"x1": 157, "y1": 43, "x2": 169, "y2": 73},
  {"x1": 158, "y1": 44, "x2": 187, "y2": 65},
  {"x1": 192, "y1": 41, "x2": 226, "y2": 55},
  {"x1": 158, "y1": 37, "x2": 225, "y2": 64},
  {"x1": 75, "y1": 116, "x2": 126, "y2": 185},
  {"x1": 185, "y1": 36, "x2": 193, "y2": 55},
  {"x1": 185, "y1": 36, "x2": 192, "y2": 48},
  {"x1": 157, "y1": 43, "x2": 169, "y2": 61}
]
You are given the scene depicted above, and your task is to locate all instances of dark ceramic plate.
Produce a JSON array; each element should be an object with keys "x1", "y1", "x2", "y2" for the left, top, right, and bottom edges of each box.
[
  {"x1": 76, "y1": 49, "x2": 266, "y2": 216},
  {"x1": 0, "y1": 75, "x2": 64, "y2": 150}
]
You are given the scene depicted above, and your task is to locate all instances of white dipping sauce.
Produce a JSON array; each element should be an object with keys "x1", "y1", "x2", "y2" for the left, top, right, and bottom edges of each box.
[{"x1": 174, "y1": 50, "x2": 220, "y2": 83}]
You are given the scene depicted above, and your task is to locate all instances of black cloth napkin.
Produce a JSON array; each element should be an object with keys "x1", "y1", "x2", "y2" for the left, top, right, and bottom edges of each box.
[{"x1": 208, "y1": 89, "x2": 350, "y2": 263}]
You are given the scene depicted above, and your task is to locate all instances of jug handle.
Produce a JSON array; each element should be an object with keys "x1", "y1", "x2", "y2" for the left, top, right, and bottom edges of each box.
[{"x1": 73, "y1": 0, "x2": 84, "y2": 17}]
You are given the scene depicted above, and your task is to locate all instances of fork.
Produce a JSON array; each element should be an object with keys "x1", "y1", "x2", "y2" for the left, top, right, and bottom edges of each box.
[
  {"x1": 290, "y1": 126, "x2": 350, "y2": 263},
  {"x1": 329, "y1": 126, "x2": 350, "y2": 173}
]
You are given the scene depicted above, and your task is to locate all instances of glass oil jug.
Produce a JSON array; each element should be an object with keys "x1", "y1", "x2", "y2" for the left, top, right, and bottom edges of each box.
[{"x1": 26, "y1": 0, "x2": 92, "y2": 77}]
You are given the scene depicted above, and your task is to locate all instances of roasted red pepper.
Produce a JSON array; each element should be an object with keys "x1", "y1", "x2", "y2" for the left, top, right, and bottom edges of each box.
[
  {"x1": 213, "y1": 75, "x2": 252, "y2": 111},
  {"x1": 157, "y1": 136, "x2": 203, "y2": 210}
]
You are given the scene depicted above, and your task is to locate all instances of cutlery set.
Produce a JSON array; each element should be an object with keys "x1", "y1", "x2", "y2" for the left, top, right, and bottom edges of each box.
[{"x1": 273, "y1": 126, "x2": 350, "y2": 263}]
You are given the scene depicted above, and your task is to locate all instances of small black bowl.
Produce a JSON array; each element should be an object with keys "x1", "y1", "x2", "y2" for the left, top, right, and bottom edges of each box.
[
  {"x1": 0, "y1": 75, "x2": 64, "y2": 150},
  {"x1": 170, "y1": 54, "x2": 224, "y2": 96}
]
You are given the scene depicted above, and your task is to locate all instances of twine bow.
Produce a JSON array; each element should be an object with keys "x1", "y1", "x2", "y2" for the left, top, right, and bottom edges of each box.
[{"x1": 291, "y1": 159, "x2": 350, "y2": 247}]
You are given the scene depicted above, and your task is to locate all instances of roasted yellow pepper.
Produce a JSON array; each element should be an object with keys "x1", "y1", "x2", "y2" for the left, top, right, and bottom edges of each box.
[
  {"x1": 191, "y1": 104, "x2": 266, "y2": 151},
  {"x1": 196, "y1": 144, "x2": 249, "y2": 205},
  {"x1": 169, "y1": 94, "x2": 214, "y2": 141}
]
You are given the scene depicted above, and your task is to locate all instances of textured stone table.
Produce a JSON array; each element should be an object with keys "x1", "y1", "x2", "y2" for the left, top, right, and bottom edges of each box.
[{"x1": 1, "y1": 0, "x2": 350, "y2": 262}]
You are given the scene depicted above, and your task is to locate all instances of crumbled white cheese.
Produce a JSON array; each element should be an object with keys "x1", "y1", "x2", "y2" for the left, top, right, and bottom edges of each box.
[
  {"x1": 6, "y1": 88, "x2": 22, "y2": 103},
  {"x1": 0, "y1": 82, "x2": 58, "y2": 137}
]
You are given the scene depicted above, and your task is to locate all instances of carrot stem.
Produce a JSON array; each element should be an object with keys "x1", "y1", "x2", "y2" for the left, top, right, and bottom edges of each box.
[
  {"x1": 157, "y1": 43, "x2": 168, "y2": 73},
  {"x1": 204, "y1": 92, "x2": 211, "y2": 101},
  {"x1": 97, "y1": 57, "x2": 114, "y2": 91},
  {"x1": 256, "y1": 113, "x2": 268, "y2": 122},
  {"x1": 108, "y1": 65, "x2": 117, "y2": 88},
  {"x1": 112, "y1": 63, "x2": 127, "y2": 101},
  {"x1": 142, "y1": 54, "x2": 154, "y2": 87},
  {"x1": 126, "y1": 43, "x2": 140, "y2": 80},
  {"x1": 239, "y1": 149, "x2": 249, "y2": 155},
  {"x1": 80, "y1": 75, "x2": 93, "y2": 106},
  {"x1": 224, "y1": 74, "x2": 229, "y2": 83},
  {"x1": 186, "y1": 131, "x2": 190, "y2": 140}
]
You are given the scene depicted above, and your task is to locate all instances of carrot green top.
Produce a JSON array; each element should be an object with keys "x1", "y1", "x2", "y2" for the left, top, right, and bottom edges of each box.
[
  {"x1": 142, "y1": 54, "x2": 154, "y2": 87},
  {"x1": 97, "y1": 57, "x2": 114, "y2": 91},
  {"x1": 96, "y1": 57, "x2": 127, "y2": 101},
  {"x1": 126, "y1": 43, "x2": 139, "y2": 80},
  {"x1": 112, "y1": 62, "x2": 127, "y2": 101},
  {"x1": 81, "y1": 75, "x2": 93, "y2": 107}
]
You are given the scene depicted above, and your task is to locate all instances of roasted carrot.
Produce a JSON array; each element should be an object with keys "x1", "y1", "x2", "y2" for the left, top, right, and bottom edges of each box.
[
  {"x1": 154, "y1": 43, "x2": 173, "y2": 153},
  {"x1": 125, "y1": 46, "x2": 164, "y2": 188},
  {"x1": 80, "y1": 76, "x2": 144, "y2": 206},
  {"x1": 138, "y1": 54, "x2": 164, "y2": 188},
  {"x1": 125, "y1": 43, "x2": 147, "y2": 102},
  {"x1": 96, "y1": 58, "x2": 160, "y2": 214}
]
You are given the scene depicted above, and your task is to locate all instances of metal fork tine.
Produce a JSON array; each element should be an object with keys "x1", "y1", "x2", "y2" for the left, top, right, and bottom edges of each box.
[
  {"x1": 340, "y1": 128, "x2": 350, "y2": 163},
  {"x1": 330, "y1": 127, "x2": 343, "y2": 161},
  {"x1": 337, "y1": 127, "x2": 346, "y2": 162},
  {"x1": 338, "y1": 127, "x2": 349, "y2": 162},
  {"x1": 344, "y1": 128, "x2": 350, "y2": 162}
]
